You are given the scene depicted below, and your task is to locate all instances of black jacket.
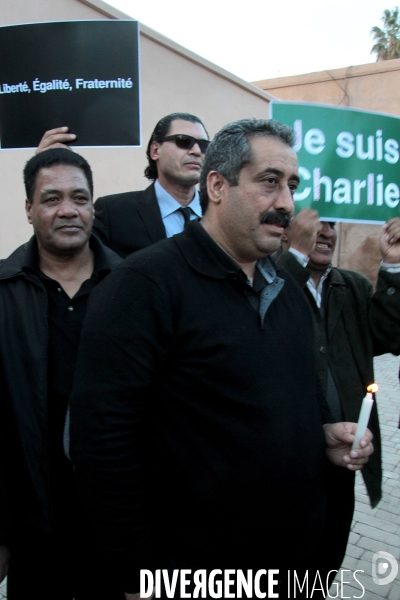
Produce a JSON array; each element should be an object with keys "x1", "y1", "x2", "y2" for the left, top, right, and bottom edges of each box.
[
  {"x1": 93, "y1": 183, "x2": 166, "y2": 258},
  {"x1": 275, "y1": 250, "x2": 400, "y2": 506},
  {"x1": 0, "y1": 235, "x2": 121, "y2": 543},
  {"x1": 70, "y1": 221, "x2": 333, "y2": 590}
]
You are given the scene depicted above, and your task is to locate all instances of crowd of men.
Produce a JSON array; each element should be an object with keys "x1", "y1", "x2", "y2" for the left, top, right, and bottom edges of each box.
[{"x1": 0, "y1": 112, "x2": 399, "y2": 600}]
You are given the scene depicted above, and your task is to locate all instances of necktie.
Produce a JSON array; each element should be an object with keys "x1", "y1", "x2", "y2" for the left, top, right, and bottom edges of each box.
[{"x1": 178, "y1": 206, "x2": 192, "y2": 228}]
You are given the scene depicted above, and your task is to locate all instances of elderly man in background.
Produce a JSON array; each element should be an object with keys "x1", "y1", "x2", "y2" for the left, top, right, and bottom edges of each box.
[{"x1": 275, "y1": 208, "x2": 400, "y2": 583}]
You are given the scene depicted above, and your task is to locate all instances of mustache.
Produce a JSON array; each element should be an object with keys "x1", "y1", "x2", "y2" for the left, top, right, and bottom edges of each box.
[{"x1": 259, "y1": 211, "x2": 291, "y2": 228}]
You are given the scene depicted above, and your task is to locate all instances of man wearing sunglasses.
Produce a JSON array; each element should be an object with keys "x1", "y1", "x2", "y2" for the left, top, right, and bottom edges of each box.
[{"x1": 37, "y1": 113, "x2": 210, "y2": 257}]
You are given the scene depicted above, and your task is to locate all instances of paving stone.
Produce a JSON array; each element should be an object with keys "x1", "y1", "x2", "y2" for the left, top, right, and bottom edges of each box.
[
  {"x1": 382, "y1": 438, "x2": 396, "y2": 444},
  {"x1": 374, "y1": 510, "x2": 400, "y2": 526},
  {"x1": 355, "y1": 493, "x2": 371, "y2": 505},
  {"x1": 342, "y1": 587, "x2": 388, "y2": 600},
  {"x1": 355, "y1": 501, "x2": 377, "y2": 515},
  {"x1": 383, "y1": 479, "x2": 399, "y2": 489},
  {"x1": 348, "y1": 570, "x2": 394, "y2": 598},
  {"x1": 352, "y1": 523, "x2": 399, "y2": 547},
  {"x1": 352, "y1": 511, "x2": 399, "y2": 533},
  {"x1": 356, "y1": 536, "x2": 400, "y2": 559},
  {"x1": 345, "y1": 543, "x2": 365, "y2": 560},
  {"x1": 379, "y1": 500, "x2": 400, "y2": 514},
  {"x1": 388, "y1": 582, "x2": 400, "y2": 600},
  {"x1": 340, "y1": 555, "x2": 373, "y2": 574},
  {"x1": 383, "y1": 457, "x2": 400, "y2": 468},
  {"x1": 348, "y1": 531, "x2": 361, "y2": 545}
]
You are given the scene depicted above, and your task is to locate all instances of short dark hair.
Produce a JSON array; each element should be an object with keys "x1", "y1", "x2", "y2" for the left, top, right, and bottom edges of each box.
[
  {"x1": 199, "y1": 118, "x2": 295, "y2": 214},
  {"x1": 24, "y1": 148, "x2": 93, "y2": 204},
  {"x1": 144, "y1": 112, "x2": 208, "y2": 181}
]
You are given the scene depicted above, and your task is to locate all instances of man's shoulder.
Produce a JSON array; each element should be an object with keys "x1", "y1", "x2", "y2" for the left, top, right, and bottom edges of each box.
[
  {"x1": 0, "y1": 239, "x2": 34, "y2": 281},
  {"x1": 114, "y1": 223, "x2": 204, "y2": 281},
  {"x1": 90, "y1": 234, "x2": 123, "y2": 270},
  {"x1": 273, "y1": 249, "x2": 310, "y2": 281},
  {"x1": 120, "y1": 236, "x2": 181, "y2": 273},
  {"x1": 94, "y1": 184, "x2": 156, "y2": 209},
  {"x1": 332, "y1": 266, "x2": 372, "y2": 288},
  {"x1": 88, "y1": 237, "x2": 184, "y2": 308},
  {"x1": 328, "y1": 267, "x2": 375, "y2": 307},
  {"x1": 273, "y1": 260, "x2": 315, "y2": 306}
]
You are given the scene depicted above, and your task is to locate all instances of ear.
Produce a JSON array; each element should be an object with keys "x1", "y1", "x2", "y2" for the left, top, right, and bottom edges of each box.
[
  {"x1": 149, "y1": 141, "x2": 161, "y2": 161},
  {"x1": 25, "y1": 199, "x2": 33, "y2": 224},
  {"x1": 206, "y1": 171, "x2": 227, "y2": 206}
]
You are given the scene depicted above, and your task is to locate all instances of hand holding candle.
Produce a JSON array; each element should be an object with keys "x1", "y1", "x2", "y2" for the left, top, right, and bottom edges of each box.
[{"x1": 352, "y1": 383, "x2": 378, "y2": 450}]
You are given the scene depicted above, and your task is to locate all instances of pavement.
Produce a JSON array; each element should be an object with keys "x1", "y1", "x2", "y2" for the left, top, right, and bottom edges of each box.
[{"x1": 0, "y1": 353, "x2": 399, "y2": 599}]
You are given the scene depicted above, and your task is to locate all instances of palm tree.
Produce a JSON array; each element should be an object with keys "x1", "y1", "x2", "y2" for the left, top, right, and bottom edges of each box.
[{"x1": 371, "y1": 7, "x2": 400, "y2": 61}]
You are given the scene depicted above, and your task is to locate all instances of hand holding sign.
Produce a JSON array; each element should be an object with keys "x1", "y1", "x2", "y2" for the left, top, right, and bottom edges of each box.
[
  {"x1": 35, "y1": 126, "x2": 76, "y2": 154},
  {"x1": 380, "y1": 217, "x2": 400, "y2": 263},
  {"x1": 285, "y1": 208, "x2": 323, "y2": 256}
]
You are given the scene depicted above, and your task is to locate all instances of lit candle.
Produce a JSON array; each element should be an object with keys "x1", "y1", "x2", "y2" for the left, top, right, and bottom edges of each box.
[{"x1": 352, "y1": 384, "x2": 378, "y2": 450}]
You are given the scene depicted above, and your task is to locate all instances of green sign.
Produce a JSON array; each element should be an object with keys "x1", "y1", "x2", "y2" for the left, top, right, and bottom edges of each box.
[{"x1": 270, "y1": 101, "x2": 400, "y2": 224}]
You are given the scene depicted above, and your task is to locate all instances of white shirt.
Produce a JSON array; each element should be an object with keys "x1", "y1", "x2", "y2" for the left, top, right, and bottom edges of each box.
[{"x1": 288, "y1": 247, "x2": 400, "y2": 307}]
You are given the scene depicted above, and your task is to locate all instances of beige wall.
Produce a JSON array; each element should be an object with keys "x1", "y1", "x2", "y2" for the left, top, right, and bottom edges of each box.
[
  {"x1": 0, "y1": 0, "x2": 272, "y2": 256},
  {"x1": 253, "y1": 60, "x2": 400, "y2": 115},
  {"x1": 253, "y1": 61, "x2": 400, "y2": 283}
]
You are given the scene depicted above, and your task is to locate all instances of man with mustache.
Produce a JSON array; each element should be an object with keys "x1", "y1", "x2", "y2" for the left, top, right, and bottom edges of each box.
[
  {"x1": 0, "y1": 149, "x2": 123, "y2": 599},
  {"x1": 37, "y1": 113, "x2": 210, "y2": 257},
  {"x1": 275, "y1": 208, "x2": 400, "y2": 583},
  {"x1": 69, "y1": 119, "x2": 373, "y2": 599}
]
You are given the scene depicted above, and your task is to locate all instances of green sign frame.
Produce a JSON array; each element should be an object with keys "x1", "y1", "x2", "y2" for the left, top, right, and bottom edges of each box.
[{"x1": 270, "y1": 101, "x2": 400, "y2": 224}]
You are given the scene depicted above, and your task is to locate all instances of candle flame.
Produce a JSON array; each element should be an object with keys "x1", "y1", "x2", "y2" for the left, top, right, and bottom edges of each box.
[{"x1": 367, "y1": 383, "x2": 378, "y2": 394}]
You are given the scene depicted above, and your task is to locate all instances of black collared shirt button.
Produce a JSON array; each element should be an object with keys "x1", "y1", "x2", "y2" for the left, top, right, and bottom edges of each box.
[
  {"x1": 68, "y1": 306, "x2": 74, "y2": 312},
  {"x1": 387, "y1": 287, "x2": 396, "y2": 296},
  {"x1": 320, "y1": 346, "x2": 326, "y2": 353}
]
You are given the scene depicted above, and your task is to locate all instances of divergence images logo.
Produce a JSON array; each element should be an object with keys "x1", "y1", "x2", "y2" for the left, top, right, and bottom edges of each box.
[{"x1": 372, "y1": 551, "x2": 398, "y2": 586}]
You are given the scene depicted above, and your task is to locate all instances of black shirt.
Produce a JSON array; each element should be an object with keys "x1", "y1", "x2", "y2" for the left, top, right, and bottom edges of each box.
[
  {"x1": 24, "y1": 239, "x2": 113, "y2": 525},
  {"x1": 41, "y1": 271, "x2": 104, "y2": 428}
]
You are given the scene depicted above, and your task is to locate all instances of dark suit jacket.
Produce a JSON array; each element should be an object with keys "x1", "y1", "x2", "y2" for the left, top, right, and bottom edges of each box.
[
  {"x1": 275, "y1": 249, "x2": 400, "y2": 507},
  {"x1": 93, "y1": 183, "x2": 166, "y2": 258}
]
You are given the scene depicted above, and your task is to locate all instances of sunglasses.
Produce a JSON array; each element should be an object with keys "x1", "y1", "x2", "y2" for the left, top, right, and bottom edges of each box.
[{"x1": 162, "y1": 134, "x2": 210, "y2": 154}]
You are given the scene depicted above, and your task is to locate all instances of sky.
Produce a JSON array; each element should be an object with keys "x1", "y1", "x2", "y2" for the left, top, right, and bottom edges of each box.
[{"x1": 106, "y1": 0, "x2": 396, "y2": 82}]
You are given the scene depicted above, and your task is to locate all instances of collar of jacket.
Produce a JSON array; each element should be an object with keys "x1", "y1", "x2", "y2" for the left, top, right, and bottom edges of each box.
[
  {"x1": 173, "y1": 219, "x2": 282, "y2": 281},
  {"x1": 303, "y1": 263, "x2": 348, "y2": 289},
  {"x1": 0, "y1": 233, "x2": 122, "y2": 281},
  {"x1": 326, "y1": 266, "x2": 347, "y2": 287}
]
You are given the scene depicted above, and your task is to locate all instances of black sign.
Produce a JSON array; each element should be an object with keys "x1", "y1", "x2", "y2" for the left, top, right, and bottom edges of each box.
[{"x1": 0, "y1": 20, "x2": 140, "y2": 148}]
